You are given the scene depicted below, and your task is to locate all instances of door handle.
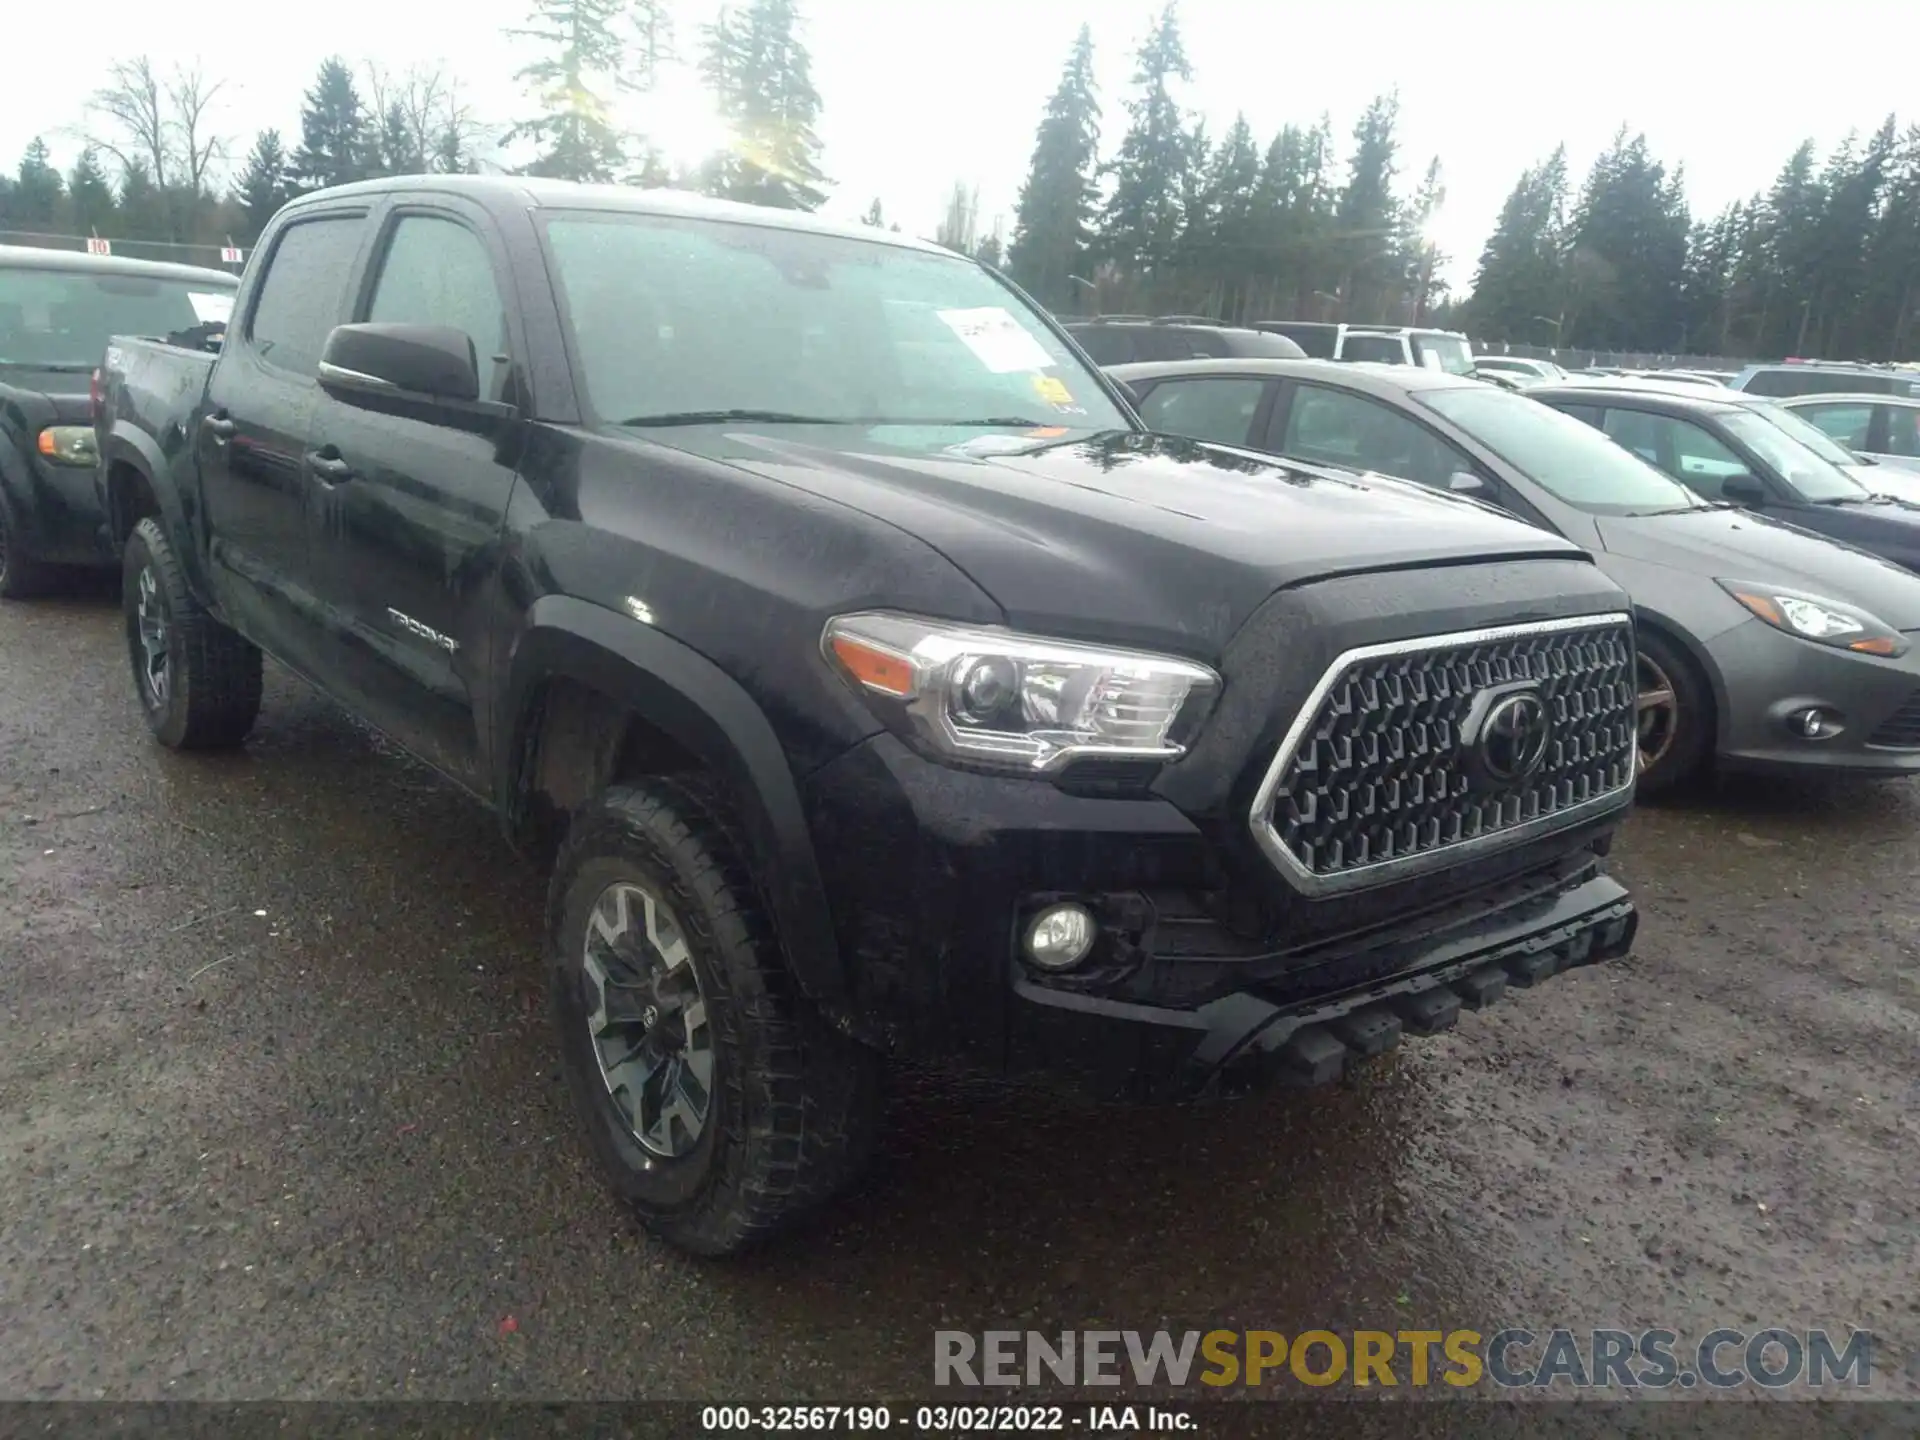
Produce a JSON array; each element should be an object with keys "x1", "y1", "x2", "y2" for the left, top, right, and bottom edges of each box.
[
  {"x1": 306, "y1": 451, "x2": 354, "y2": 485},
  {"x1": 202, "y1": 414, "x2": 236, "y2": 440}
]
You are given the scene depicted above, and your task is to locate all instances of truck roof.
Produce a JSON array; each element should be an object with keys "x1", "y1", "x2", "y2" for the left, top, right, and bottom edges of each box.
[
  {"x1": 0, "y1": 243, "x2": 237, "y2": 287},
  {"x1": 282, "y1": 175, "x2": 959, "y2": 259}
]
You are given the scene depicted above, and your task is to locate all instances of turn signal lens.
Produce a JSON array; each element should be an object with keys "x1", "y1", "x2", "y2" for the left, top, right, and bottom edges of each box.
[
  {"x1": 36, "y1": 425, "x2": 98, "y2": 467},
  {"x1": 828, "y1": 634, "x2": 915, "y2": 697}
]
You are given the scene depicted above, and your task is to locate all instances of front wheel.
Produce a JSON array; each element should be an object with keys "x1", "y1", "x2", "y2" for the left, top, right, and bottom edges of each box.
[
  {"x1": 122, "y1": 518, "x2": 263, "y2": 750},
  {"x1": 1634, "y1": 629, "x2": 1712, "y2": 798},
  {"x1": 548, "y1": 780, "x2": 880, "y2": 1257}
]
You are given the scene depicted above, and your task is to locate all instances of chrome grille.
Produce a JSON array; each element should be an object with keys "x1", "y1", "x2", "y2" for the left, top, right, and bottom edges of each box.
[{"x1": 1250, "y1": 615, "x2": 1637, "y2": 895}]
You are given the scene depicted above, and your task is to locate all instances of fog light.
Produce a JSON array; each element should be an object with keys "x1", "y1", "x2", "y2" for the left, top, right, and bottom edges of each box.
[
  {"x1": 1022, "y1": 902, "x2": 1096, "y2": 971},
  {"x1": 1786, "y1": 706, "x2": 1844, "y2": 740}
]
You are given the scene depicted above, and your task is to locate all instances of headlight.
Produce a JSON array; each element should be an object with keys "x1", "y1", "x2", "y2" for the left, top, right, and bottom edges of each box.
[
  {"x1": 36, "y1": 426, "x2": 98, "y2": 467},
  {"x1": 822, "y1": 611, "x2": 1221, "y2": 772},
  {"x1": 1718, "y1": 580, "x2": 1909, "y2": 657}
]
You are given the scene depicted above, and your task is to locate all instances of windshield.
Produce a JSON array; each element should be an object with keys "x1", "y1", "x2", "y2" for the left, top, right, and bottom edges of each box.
[
  {"x1": 541, "y1": 212, "x2": 1128, "y2": 438},
  {"x1": 1719, "y1": 409, "x2": 1867, "y2": 503},
  {"x1": 1420, "y1": 385, "x2": 1703, "y2": 514},
  {"x1": 1411, "y1": 333, "x2": 1475, "y2": 376},
  {"x1": 0, "y1": 264, "x2": 234, "y2": 368},
  {"x1": 1747, "y1": 400, "x2": 1866, "y2": 468}
]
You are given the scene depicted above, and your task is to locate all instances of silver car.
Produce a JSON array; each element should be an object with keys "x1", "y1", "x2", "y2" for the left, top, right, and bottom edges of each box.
[{"x1": 1777, "y1": 393, "x2": 1920, "y2": 476}]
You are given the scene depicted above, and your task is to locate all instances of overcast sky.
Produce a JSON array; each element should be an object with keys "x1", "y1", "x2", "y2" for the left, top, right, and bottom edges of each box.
[{"x1": 4, "y1": 0, "x2": 1912, "y2": 290}]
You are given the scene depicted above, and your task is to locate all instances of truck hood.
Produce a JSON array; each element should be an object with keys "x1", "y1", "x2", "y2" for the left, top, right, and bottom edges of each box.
[
  {"x1": 651, "y1": 427, "x2": 1589, "y2": 648},
  {"x1": 0, "y1": 364, "x2": 89, "y2": 423},
  {"x1": 1596, "y1": 506, "x2": 1920, "y2": 630}
]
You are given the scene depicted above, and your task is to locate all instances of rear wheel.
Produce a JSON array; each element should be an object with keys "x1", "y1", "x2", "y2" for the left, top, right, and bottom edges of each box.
[
  {"x1": 548, "y1": 779, "x2": 880, "y2": 1256},
  {"x1": 1634, "y1": 628, "x2": 1712, "y2": 797},
  {"x1": 122, "y1": 518, "x2": 263, "y2": 750}
]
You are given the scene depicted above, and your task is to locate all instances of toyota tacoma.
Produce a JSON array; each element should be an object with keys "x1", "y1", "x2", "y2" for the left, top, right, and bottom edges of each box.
[{"x1": 97, "y1": 177, "x2": 1641, "y2": 1256}]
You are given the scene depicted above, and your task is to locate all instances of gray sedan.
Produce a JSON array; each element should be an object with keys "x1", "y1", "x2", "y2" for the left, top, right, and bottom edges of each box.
[
  {"x1": 1777, "y1": 392, "x2": 1920, "y2": 477},
  {"x1": 1108, "y1": 356, "x2": 1920, "y2": 794}
]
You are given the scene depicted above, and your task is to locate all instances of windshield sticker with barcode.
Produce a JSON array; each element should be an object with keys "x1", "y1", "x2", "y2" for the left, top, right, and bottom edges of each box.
[
  {"x1": 936, "y1": 307, "x2": 1056, "y2": 374},
  {"x1": 188, "y1": 292, "x2": 235, "y2": 325}
]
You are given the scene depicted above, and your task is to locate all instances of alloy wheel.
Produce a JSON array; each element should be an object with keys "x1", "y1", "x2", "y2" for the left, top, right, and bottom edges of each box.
[
  {"x1": 135, "y1": 565, "x2": 171, "y2": 712},
  {"x1": 582, "y1": 880, "x2": 714, "y2": 1159},
  {"x1": 1636, "y1": 652, "x2": 1679, "y2": 775}
]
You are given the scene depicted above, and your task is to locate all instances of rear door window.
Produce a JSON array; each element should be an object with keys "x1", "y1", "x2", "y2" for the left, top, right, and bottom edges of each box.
[
  {"x1": 1884, "y1": 405, "x2": 1920, "y2": 458},
  {"x1": 247, "y1": 215, "x2": 367, "y2": 377},
  {"x1": 1069, "y1": 327, "x2": 1133, "y2": 365},
  {"x1": 1279, "y1": 383, "x2": 1466, "y2": 486},
  {"x1": 1136, "y1": 377, "x2": 1268, "y2": 446},
  {"x1": 1791, "y1": 401, "x2": 1873, "y2": 450}
]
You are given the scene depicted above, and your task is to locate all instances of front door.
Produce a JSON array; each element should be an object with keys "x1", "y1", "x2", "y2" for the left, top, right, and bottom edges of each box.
[
  {"x1": 303, "y1": 202, "x2": 523, "y2": 788},
  {"x1": 199, "y1": 209, "x2": 370, "y2": 669}
]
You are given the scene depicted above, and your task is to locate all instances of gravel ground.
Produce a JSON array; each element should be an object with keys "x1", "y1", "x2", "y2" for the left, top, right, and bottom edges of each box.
[{"x1": 1, "y1": 589, "x2": 1916, "y2": 1407}]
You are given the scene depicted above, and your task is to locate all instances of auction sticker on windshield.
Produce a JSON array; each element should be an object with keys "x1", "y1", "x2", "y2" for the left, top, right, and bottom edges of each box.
[
  {"x1": 937, "y1": 306, "x2": 1056, "y2": 374},
  {"x1": 1033, "y1": 375, "x2": 1075, "y2": 406}
]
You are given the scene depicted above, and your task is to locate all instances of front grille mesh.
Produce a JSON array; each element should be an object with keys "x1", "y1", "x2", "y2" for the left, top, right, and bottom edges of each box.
[
  {"x1": 1257, "y1": 620, "x2": 1637, "y2": 885},
  {"x1": 1867, "y1": 689, "x2": 1920, "y2": 749}
]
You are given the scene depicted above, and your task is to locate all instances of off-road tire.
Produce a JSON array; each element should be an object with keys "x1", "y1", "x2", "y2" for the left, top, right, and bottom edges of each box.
[
  {"x1": 548, "y1": 778, "x2": 881, "y2": 1257},
  {"x1": 0, "y1": 497, "x2": 54, "y2": 599},
  {"x1": 122, "y1": 517, "x2": 263, "y2": 750},
  {"x1": 1634, "y1": 627, "x2": 1713, "y2": 799}
]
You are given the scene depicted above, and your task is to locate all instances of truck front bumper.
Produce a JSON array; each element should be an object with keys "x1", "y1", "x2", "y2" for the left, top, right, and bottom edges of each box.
[
  {"x1": 802, "y1": 733, "x2": 1636, "y2": 1096},
  {"x1": 1010, "y1": 869, "x2": 1634, "y2": 1099}
]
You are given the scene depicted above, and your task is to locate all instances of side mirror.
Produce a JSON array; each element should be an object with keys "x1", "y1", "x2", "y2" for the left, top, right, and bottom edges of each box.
[
  {"x1": 1447, "y1": 470, "x2": 1490, "y2": 496},
  {"x1": 1112, "y1": 378, "x2": 1142, "y2": 407},
  {"x1": 318, "y1": 323, "x2": 480, "y2": 404},
  {"x1": 1722, "y1": 474, "x2": 1768, "y2": 507}
]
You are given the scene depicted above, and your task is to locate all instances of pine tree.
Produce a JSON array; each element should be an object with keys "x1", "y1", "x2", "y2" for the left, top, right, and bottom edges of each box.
[
  {"x1": 1179, "y1": 113, "x2": 1260, "y2": 317},
  {"x1": 862, "y1": 197, "x2": 885, "y2": 227},
  {"x1": 14, "y1": 139, "x2": 64, "y2": 226},
  {"x1": 292, "y1": 58, "x2": 372, "y2": 192},
  {"x1": 700, "y1": 0, "x2": 828, "y2": 209},
  {"x1": 505, "y1": 0, "x2": 630, "y2": 182},
  {"x1": 1246, "y1": 118, "x2": 1338, "y2": 319},
  {"x1": 1402, "y1": 157, "x2": 1447, "y2": 324},
  {"x1": 1098, "y1": 2, "x2": 1194, "y2": 285},
  {"x1": 1005, "y1": 24, "x2": 1100, "y2": 311},
  {"x1": 1332, "y1": 92, "x2": 1403, "y2": 321},
  {"x1": 237, "y1": 129, "x2": 295, "y2": 239},
  {"x1": 68, "y1": 147, "x2": 117, "y2": 237},
  {"x1": 1865, "y1": 124, "x2": 1920, "y2": 359},
  {"x1": 117, "y1": 160, "x2": 164, "y2": 238},
  {"x1": 374, "y1": 100, "x2": 427, "y2": 176},
  {"x1": 1464, "y1": 147, "x2": 1570, "y2": 343},
  {"x1": 1560, "y1": 129, "x2": 1688, "y2": 349}
]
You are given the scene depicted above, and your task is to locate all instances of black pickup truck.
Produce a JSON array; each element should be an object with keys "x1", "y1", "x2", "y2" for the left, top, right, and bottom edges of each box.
[
  {"x1": 97, "y1": 177, "x2": 1641, "y2": 1256},
  {"x1": 0, "y1": 245, "x2": 235, "y2": 595}
]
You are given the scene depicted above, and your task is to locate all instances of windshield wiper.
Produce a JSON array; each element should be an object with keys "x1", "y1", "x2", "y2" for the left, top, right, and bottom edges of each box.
[
  {"x1": 908, "y1": 416, "x2": 1050, "y2": 428},
  {"x1": 0, "y1": 360, "x2": 94, "y2": 373},
  {"x1": 618, "y1": 409, "x2": 857, "y2": 427}
]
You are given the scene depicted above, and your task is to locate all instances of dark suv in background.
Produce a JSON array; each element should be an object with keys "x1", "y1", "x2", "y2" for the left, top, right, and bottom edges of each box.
[
  {"x1": 0, "y1": 246, "x2": 237, "y2": 596},
  {"x1": 1063, "y1": 316, "x2": 1306, "y2": 366}
]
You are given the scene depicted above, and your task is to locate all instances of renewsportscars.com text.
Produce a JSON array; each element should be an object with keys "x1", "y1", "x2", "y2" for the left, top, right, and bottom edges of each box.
[{"x1": 934, "y1": 1328, "x2": 1875, "y2": 1391}]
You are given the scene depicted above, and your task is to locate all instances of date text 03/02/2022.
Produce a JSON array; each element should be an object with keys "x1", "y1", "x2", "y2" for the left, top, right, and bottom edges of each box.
[{"x1": 701, "y1": 1405, "x2": 1194, "y2": 1432}]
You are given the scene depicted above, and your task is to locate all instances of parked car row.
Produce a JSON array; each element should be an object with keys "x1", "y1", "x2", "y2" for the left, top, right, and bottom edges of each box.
[
  {"x1": 1102, "y1": 350, "x2": 1920, "y2": 795},
  {"x1": 4, "y1": 182, "x2": 1649, "y2": 1258}
]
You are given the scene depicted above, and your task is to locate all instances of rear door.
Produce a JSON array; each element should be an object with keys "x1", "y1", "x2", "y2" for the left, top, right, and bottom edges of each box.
[
  {"x1": 199, "y1": 207, "x2": 371, "y2": 666},
  {"x1": 302, "y1": 197, "x2": 524, "y2": 787}
]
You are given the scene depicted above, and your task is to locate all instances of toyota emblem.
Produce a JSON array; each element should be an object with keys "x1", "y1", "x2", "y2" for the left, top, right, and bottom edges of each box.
[{"x1": 1477, "y1": 690, "x2": 1551, "y2": 785}]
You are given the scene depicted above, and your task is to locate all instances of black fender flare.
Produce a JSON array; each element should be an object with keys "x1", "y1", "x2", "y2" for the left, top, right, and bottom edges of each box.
[
  {"x1": 101, "y1": 423, "x2": 213, "y2": 596},
  {"x1": 498, "y1": 595, "x2": 846, "y2": 1009},
  {"x1": 0, "y1": 434, "x2": 39, "y2": 546}
]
